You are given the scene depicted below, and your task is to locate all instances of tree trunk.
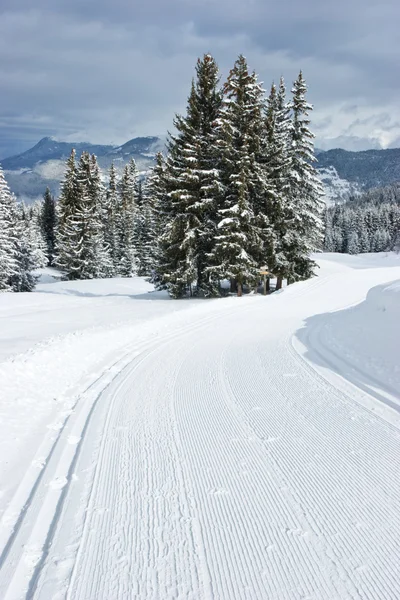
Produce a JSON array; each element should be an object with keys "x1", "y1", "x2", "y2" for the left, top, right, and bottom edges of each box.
[
  {"x1": 237, "y1": 282, "x2": 243, "y2": 297},
  {"x1": 266, "y1": 277, "x2": 270, "y2": 293},
  {"x1": 276, "y1": 276, "x2": 283, "y2": 291}
]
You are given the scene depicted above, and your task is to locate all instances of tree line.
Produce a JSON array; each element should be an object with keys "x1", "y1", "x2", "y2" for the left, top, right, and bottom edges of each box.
[
  {"x1": 324, "y1": 182, "x2": 400, "y2": 254},
  {"x1": 1, "y1": 53, "x2": 325, "y2": 296}
]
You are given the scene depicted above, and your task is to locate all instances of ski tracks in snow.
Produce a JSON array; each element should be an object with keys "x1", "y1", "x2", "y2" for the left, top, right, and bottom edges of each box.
[{"x1": 1, "y1": 272, "x2": 400, "y2": 599}]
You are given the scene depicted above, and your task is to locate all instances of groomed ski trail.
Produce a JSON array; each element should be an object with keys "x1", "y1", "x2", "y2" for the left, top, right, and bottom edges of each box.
[{"x1": 2, "y1": 267, "x2": 400, "y2": 600}]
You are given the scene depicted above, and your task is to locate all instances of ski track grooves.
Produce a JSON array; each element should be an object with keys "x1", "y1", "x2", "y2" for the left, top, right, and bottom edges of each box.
[
  {"x1": 2, "y1": 272, "x2": 400, "y2": 599},
  {"x1": 0, "y1": 306, "x2": 243, "y2": 600}
]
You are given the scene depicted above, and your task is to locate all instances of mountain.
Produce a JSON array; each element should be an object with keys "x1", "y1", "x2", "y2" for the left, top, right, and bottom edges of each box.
[
  {"x1": 1, "y1": 136, "x2": 400, "y2": 204},
  {"x1": 0, "y1": 136, "x2": 165, "y2": 203},
  {"x1": 317, "y1": 148, "x2": 400, "y2": 205}
]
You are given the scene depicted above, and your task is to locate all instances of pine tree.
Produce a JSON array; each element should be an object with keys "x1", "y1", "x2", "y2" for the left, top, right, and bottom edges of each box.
[
  {"x1": 88, "y1": 153, "x2": 113, "y2": 277},
  {"x1": 158, "y1": 54, "x2": 223, "y2": 297},
  {"x1": 207, "y1": 55, "x2": 265, "y2": 296},
  {"x1": 115, "y1": 160, "x2": 138, "y2": 276},
  {"x1": 56, "y1": 151, "x2": 112, "y2": 279},
  {"x1": 56, "y1": 149, "x2": 80, "y2": 276},
  {"x1": 72, "y1": 152, "x2": 111, "y2": 279},
  {"x1": 135, "y1": 181, "x2": 156, "y2": 276},
  {"x1": 262, "y1": 78, "x2": 292, "y2": 287},
  {"x1": 8, "y1": 202, "x2": 38, "y2": 292},
  {"x1": 104, "y1": 162, "x2": 119, "y2": 273},
  {"x1": 0, "y1": 166, "x2": 18, "y2": 291},
  {"x1": 146, "y1": 152, "x2": 169, "y2": 281},
  {"x1": 287, "y1": 71, "x2": 324, "y2": 281},
  {"x1": 41, "y1": 187, "x2": 57, "y2": 265},
  {"x1": 27, "y1": 200, "x2": 48, "y2": 269}
]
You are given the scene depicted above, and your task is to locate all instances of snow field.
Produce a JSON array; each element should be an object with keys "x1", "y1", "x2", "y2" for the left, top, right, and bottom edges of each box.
[{"x1": 0, "y1": 253, "x2": 400, "y2": 599}]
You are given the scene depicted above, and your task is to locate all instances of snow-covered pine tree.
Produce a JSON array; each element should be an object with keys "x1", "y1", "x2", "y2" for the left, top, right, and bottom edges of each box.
[
  {"x1": 133, "y1": 180, "x2": 156, "y2": 276},
  {"x1": 69, "y1": 152, "x2": 111, "y2": 279},
  {"x1": 207, "y1": 55, "x2": 265, "y2": 296},
  {"x1": 26, "y1": 200, "x2": 48, "y2": 269},
  {"x1": 158, "y1": 54, "x2": 223, "y2": 297},
  {"x1": 55, "y1": 149, "x2": 80, "y2": 276},
  {"x1": 41, "y1": 187, "x2": 57, "y2": 266},
  {"x1": 343, "y1": 209, "x2": 360, "y2": 254},
  {"x1": 88, "y1": 153, "x2": 114, "y2": 277},
  {"x1": 145, "y1": 152, "x2": 170, "y2": 281},
  {"x1": 262, "y1": 78, "x2": 292, "y2": 288},
  {"x1": 57, "y1": 151, "x2": 112, "y2": 279},
  {"x1": 104, "y1": 162, "x2": 119, "y2": 274},
  {"x1": 8, "y1": 202, "x2": 38, "y2": 292},
  {"x1": 115, "y1": 160, "x2": 138, "y2": 277},
  {"x1": 0, "y1": 165, "x2": 18, "y2": 291},
  {"x1": 287, "y1": 71, "x2": 324, "y2": 281}
]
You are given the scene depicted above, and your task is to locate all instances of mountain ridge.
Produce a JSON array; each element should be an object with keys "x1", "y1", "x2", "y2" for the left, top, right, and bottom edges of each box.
[
  {"x1": 1, "y1": 136, "x2": 399, "y2": 204},
  {"x1": 1, "y1": 136, "x2": 165, "y2": 202}
]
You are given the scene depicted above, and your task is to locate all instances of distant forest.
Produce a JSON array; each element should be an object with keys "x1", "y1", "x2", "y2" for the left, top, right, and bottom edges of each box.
[{"x1": 324, "y1": 183, "x2": 400, "y2": 254}]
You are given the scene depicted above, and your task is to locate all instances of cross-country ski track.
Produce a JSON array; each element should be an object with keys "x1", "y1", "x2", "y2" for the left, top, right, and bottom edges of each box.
[{"x1": 1, "y1": 256, "x2": 400, "y2": 599}]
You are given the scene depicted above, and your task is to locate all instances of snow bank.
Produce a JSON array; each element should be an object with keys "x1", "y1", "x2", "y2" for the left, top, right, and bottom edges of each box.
[{"x1": 296, "y1": 277, "x2": 400, "y2": 413}]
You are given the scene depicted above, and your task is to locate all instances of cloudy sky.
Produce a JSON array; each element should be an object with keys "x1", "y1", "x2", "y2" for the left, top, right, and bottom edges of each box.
[{"x1": 0, "y1": 0, "x2": 399, "y2": 158}]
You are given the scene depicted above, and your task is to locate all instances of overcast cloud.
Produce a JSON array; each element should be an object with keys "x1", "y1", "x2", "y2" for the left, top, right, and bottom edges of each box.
[{"x1": 0, "y1": 0, "x2": 399, "y2": 158}]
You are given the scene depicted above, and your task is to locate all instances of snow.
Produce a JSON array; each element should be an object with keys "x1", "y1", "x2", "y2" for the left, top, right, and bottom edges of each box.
[
  {"x1": 318, "y1": 165, "x2": 362, "y2": 205},
  {"x1": 1, "y1": 253, "x2": 400, "y2": 599}
]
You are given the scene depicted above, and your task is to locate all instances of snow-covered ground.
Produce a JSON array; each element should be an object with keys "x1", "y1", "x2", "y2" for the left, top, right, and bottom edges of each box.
[{"x1": 0, "y1": 253, "x2": 400, "y2": 599}]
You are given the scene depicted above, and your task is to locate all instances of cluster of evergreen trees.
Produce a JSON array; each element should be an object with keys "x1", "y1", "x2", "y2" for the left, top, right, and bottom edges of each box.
[
  {"x1": 153, "y1": 54, "x2": 324, "y2": 297},
  {"x1": 0, "y1": 166, "x2": 50, "y2": 292},
  {"x1": 55, "y1": 151, "x2": 153, "y2": 280},
  {"x1": 324, "y1": 183, "x2": 400, "y2": 254},
  {"x1": 0, "y1": 151, "x2": 155, "y2": 292},
  {"x1": 1, "y1": 53, "x2": 325, "y2": 296}
]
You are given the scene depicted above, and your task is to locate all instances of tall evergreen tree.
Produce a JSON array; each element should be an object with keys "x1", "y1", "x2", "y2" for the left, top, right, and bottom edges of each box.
[
  {"x1": 0, "y1": 168, "x2": 37, "y2": 292},
  {"x1": 115, "y1": 160, "x2": 138, "y2": 276},
  {"x1": 263, "y1": 78, "x2": 293, "y2": 288},
  {"x1": 135, "y1": 183, "x2": 156, "y2": 276},
  {"x1": 41, "y1": 187, "x2": 57, "y2": 266},
  {"x1": 286, "y1": 71, "x2": 324, "y2": 281},
  {"x1": 207, "y1": 55, "x2": 265, "y2": 296},
  {"x1": 158, "y1": 54, "x2": 223, "y2": 297},
  {"x1": 146, "y1": 152, "x2": 169, "y2": 280},
  {"x1": 26, "y1": 200, "x2": 48, "y2": 269},
  {"x1": 72, "y1": 152, "x2": 111, "y2": 279},
  {"x1": 104, "y1": 162, "x2": 119, "y2": 273},
  {"x1": 56, "y1": 149, "x2": 80, "y2": 276},
  {"x1": 8, "y1": 202, "x2": 38, "y2": 292},
  {"x1": 56, "y1": 151, "x2": 112, "y2": 279}
]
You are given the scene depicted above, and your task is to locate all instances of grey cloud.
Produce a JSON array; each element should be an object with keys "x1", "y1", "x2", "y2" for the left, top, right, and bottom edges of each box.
[{"x1": 0, "y1": 0, "x2": 399, "y2": 155}]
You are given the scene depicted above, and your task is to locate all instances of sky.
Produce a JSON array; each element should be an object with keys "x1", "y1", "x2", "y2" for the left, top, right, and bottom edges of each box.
[{"x1": 0, "y1": 0, "x2": 399, "y2": 159}]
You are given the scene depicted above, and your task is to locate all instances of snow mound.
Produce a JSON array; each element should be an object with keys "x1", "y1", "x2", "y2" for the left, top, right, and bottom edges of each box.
[
  {"x1": 366, "y1": 280, "x2": 400, "y2": 314},
  {"x1": 296, "y1": 278, "x2": 400, "y2": 412}
]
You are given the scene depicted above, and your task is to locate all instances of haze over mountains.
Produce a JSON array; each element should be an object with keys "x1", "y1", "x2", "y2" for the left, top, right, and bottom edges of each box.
[{"x1": 1, "y1": 136, "x2": 400, "y2": 205}]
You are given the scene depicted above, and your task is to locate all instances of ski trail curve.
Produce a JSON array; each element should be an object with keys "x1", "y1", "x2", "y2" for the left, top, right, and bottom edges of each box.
[{"x1": 3, "y1": 269, "x2": 400, "y2": 600}]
